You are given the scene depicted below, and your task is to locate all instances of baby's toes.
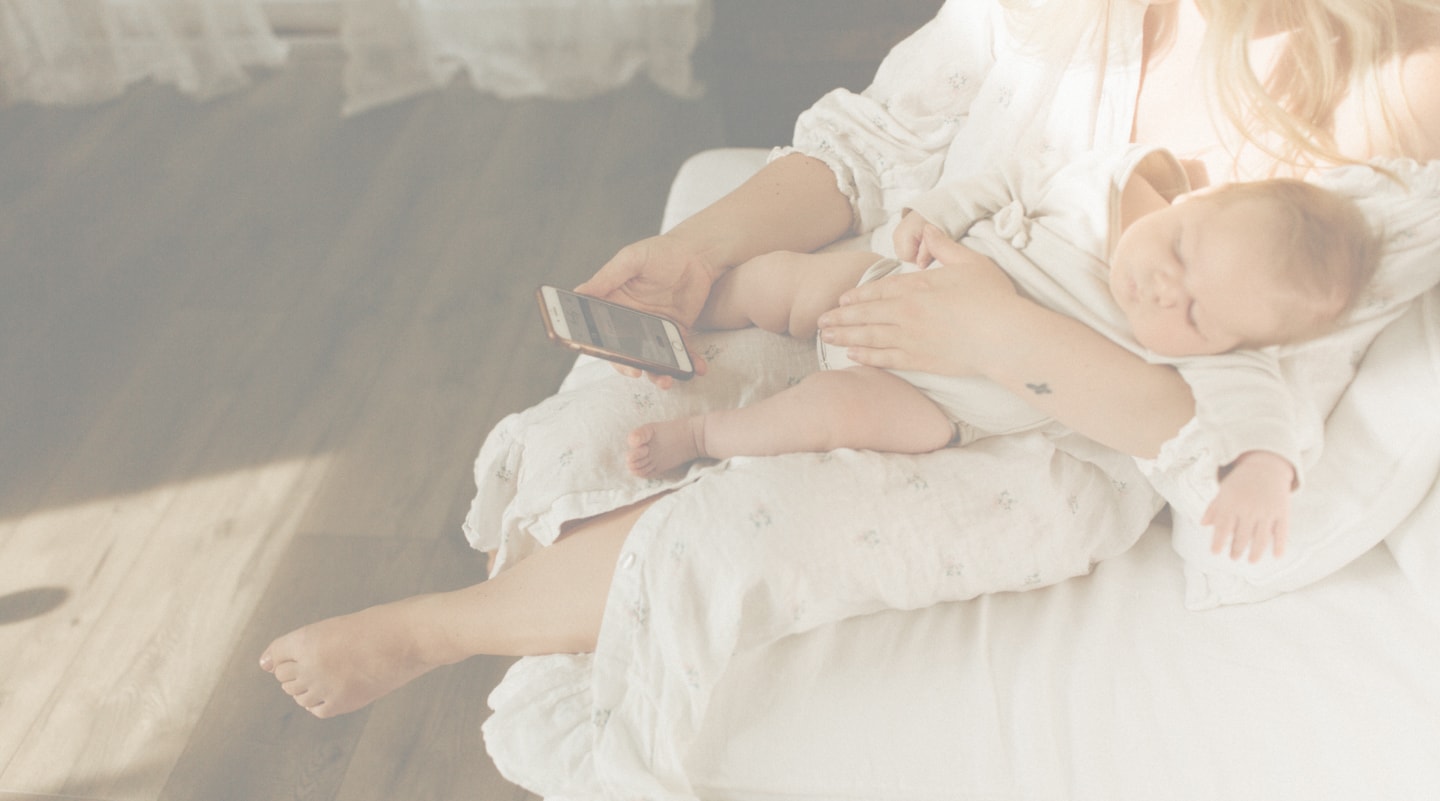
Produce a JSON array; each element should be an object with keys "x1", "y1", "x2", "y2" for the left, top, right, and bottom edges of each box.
[
  {"x1": 627, "y1": 424, "x2": 656, "y2": 448},
  {"x1": 627, "y1": 453, "x2": 653, "y2": 477}
]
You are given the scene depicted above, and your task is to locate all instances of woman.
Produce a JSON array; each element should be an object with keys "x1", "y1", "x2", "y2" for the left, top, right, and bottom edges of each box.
[{"x1": 261, "y1": 0, "x2": 1440, "y2": 796}]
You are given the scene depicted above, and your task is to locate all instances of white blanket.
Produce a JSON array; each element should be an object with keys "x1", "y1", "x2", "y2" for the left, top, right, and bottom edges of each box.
[{"x1": 682, "y1": 526, "x2": 1440, "y2": 801}]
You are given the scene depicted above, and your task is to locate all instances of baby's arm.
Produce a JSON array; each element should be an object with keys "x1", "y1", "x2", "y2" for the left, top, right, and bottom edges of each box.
[
  {"x1": 1173, "y1": 352, "x2": 1302, "y2": 562},
  {"x1": 893, "y1": 157, "x2": 1044, "y2": 264},
  {"x1": 1201, "y1": 450, "x2": 1294, "y2": 562}
]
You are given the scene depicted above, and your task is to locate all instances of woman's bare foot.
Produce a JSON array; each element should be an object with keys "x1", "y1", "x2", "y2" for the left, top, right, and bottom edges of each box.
[
  {"x1": 259, "y1": 594, "x2": 457, "y2": 718},
  {"x1": 626, "y1": 417, "x2": 706, "y2": 477}
]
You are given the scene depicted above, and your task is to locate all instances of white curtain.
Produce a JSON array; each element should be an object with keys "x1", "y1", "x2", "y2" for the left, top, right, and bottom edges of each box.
[
  {"x1": 340, "y1": 0, "x2": 711, "y2": 115},
  {"x1": 0, "y1": 0, "x2": 287, "y2": 105},
  {"x1": 0, "y1": 0, "x2": 711, "y2": 110}
]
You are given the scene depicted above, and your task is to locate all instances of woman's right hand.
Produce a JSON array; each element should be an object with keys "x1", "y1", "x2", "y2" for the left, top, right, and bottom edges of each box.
[
  {"x1": 820, "y1": 225, "x2": 1022, "y2": 377},
  {"x1": 574, "y1": 233, "x2": 723, "y2": 386}
]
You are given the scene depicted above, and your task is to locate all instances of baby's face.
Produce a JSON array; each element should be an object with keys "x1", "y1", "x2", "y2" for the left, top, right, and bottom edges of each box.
[{"x1": 1110, "y1": 195, "x2": 1295, "y2": 357}]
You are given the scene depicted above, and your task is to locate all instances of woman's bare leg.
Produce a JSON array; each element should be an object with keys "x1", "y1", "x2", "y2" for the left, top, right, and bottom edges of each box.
[{"x1": 260, "y1": 498, "x2": 654, "y2": 718}]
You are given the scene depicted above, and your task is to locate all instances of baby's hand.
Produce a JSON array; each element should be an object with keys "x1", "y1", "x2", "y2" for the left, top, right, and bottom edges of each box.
[
  {"x1": 893, "y1": 210, "x2": 937, "y2": 266},
  {"x1": 1201, "y1": 451, "x2": 1295, "y2": 562}
]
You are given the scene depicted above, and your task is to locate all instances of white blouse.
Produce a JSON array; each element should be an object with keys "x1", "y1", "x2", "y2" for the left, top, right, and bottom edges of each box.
[{"x1": 777, "y1": 0, "x2": 1148, "y2": 236}]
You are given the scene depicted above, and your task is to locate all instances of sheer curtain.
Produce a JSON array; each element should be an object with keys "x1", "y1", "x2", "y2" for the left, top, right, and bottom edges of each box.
[
  {"x1": 0, "y1": 0, "x2": 287, "y2": 105},
  {"x1": 340, "y1": 0, "x2": 711, "y2": 114},
  {"x1": 0, "y1": 0, "x2": 710, "y2": 111}
]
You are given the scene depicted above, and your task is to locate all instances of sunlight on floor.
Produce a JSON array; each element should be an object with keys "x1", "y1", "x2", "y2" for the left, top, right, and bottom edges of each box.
[{"x1": 0, "y1": 454, "x2": 331, "y2": 800}]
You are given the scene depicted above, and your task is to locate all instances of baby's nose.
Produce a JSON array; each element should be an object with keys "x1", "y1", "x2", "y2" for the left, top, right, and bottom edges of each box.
[{"x1": 1148, "y1": 268, "x2": 1181, "y2": 308}]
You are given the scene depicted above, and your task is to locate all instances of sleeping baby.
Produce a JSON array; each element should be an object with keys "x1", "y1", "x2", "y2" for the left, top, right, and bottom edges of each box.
[{"x1": 624, "y1": 145, "x2": 1380, "y2": 563}]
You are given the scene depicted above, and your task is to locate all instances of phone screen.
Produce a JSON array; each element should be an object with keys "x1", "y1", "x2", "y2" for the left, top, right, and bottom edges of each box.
[{"x1": 552, "y1": 290, "x2": 687, "y2": 372}]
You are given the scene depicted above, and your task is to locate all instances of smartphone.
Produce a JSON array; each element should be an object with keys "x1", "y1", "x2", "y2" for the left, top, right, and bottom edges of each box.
[{"x1": 536, "y1": 285, "x2": 696, "y2": 379}]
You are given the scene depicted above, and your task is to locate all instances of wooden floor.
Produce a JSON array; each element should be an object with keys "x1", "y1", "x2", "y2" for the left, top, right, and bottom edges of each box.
[{"x1": 0, "y1": 49, "x2": 727, "y2": 801}]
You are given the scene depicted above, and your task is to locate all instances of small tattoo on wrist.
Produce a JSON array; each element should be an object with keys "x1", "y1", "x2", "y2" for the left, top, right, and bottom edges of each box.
[{"x1": 1026, "y1": 382, "x2": 1052, "y2": 395}]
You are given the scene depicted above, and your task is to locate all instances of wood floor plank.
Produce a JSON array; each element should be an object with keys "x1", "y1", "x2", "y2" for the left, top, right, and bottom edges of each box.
[
  {"x1": 0, "y1": 100, "x2": 518, "y2": 783},
  {"x1": 330, "y1": 536, "x2": 538, "y2": 801},
  {"x1": 0, "y1": 62, "x2": 364, "y2": 521},
  {"x1": 0, "y1": 458, "x2": 334, "y2": 798},
  {"x1": 276, "y1": 84, "x2": 730, "y2": 546},
  {"x1": 0, "y1": 90, "x2": 214, "y2": 519},
  {"x1": 158, "y1": 534, "x2": 505, "y2": 801},
  {"x1": 0, "y1": 792, "x2": 109, "y2": 801},
  {"x1": 0, "y1": 366, "x2": 334, "y2": 798},
  {"x1": 157, "y1": 534, "x2": 423, "y2": 801},
  {"x1": 0, "y1": 309, "x2": 295, "y2": 773},
  {"x1": 332, "y1": 657, "x2": 542, "y2": 801},
  {"x1": 3, "y1": 61, "x2": 443, "y2": 518},
  {"x1": 283, "y1": 91, "x2": 656, "y2": 540},
  {"x1": 283, "y1": 99, "x2": 585, "y2": 534},
  {"x1": 0, "y1": 37, "x2": 777, "y2": 800}
]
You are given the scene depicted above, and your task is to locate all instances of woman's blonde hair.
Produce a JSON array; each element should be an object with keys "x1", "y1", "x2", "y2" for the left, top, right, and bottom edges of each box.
[
  {"x1": 1199, "y1": 0, "x2": 1439, "y2": 173},
  {"x1": 1002, "y1": 0, "x2": 1440, "y2": 172}
]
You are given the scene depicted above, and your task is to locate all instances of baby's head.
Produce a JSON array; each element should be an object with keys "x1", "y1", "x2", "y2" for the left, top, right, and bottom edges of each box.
[{"x1": 1109, "y1": 177, "x2": 1380, "y2": 357}]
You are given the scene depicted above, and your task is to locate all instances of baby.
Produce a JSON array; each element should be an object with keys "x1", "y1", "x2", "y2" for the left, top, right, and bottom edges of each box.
[{"x1": 625, "y1": 145, "x2": 1380, "y2": 562}]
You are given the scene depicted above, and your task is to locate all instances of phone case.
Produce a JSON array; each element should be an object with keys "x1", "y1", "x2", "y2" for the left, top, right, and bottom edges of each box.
[{"x1": 535, "y1": 288, "x2": 695, "y2": 379}]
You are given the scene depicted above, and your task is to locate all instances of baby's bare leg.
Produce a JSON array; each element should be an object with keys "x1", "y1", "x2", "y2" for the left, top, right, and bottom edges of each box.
[
  {"x1": 259, "y1": 499, "x2": 647, "y2": 718},
  {"x1": 628, "y1": 366, "x2": 955, "y2": 476},
  {"x1": 698, "y1": 250, "x2": 880, "y2": 337}
]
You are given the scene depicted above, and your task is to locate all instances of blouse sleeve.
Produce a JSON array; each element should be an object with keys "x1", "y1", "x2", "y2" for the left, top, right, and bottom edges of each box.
[
  {"x1": 903, "y1": 169, "x2": 1014, "y2": 238},
  {"x1": 1181, "y1": 350, "x2": 1301, "y2": 478},
  {"x1": 773, "y1": 0, "x2": 1003, "y2": 235},
  {"x1": 1131, "y1": 349, "x2": 1298, "y2": 534}
]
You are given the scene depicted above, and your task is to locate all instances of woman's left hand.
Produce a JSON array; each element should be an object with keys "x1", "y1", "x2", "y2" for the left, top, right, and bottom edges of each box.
[{"x1": 817, "y1": 225, "x2": 1022, "y2": 376}]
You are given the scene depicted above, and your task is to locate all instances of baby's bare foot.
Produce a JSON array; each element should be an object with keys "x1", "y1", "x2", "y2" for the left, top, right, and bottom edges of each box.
[
  {"x1": 259, "y1": 595, "x2": 448, "y2": 718},
  {"x1": 627, "y1": 417, "x2": 705, "y2": 477}
]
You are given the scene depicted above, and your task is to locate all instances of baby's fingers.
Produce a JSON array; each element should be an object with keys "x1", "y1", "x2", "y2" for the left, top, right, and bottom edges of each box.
[
  {"x1": 1229, "y1": 520, "x2": 1258, "y2": 561},
  {"x1": 894, "y1": 227, "x2": 922, "y2": 263},
  {"x1": 1246, "y1": 526, "x2": 1272, "y2": 564},
  {"x1": 1246, "y1": 518, "x2": 1292, "y2": 563},
  {"x1": 1238, "y1": 514, "x2": 1293, "y2": 562},
  {"x1": 920, "y1": 224, "x2": 973, "y2": 265},
  {"x1": 1271, "y1": 517, "x2": 1289, "y2": 559},
  {"x1": 1203, "y1": 499, "x2": 1230, "y2": 555},
  {"x1": 915, "y1": 240, "x2": 935, "y2": 269},
  {"x1": 1207, "y1": 515, "x2": 1234, "y2": 557}
]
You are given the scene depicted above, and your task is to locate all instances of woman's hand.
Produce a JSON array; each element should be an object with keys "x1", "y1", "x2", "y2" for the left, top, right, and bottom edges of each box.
[
  {"x1": 818, "y1": 225, "x2": 1021, "y2": 377},
  {"x1": 574, "y1": 233, "x2": 721, "y2": 387},
  {"x1": 826, "y1": 224, "x2": 1194, "y2": 457},
  {"x1": 577, "y1": 233, "x2": 723, "y2": 327}
]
